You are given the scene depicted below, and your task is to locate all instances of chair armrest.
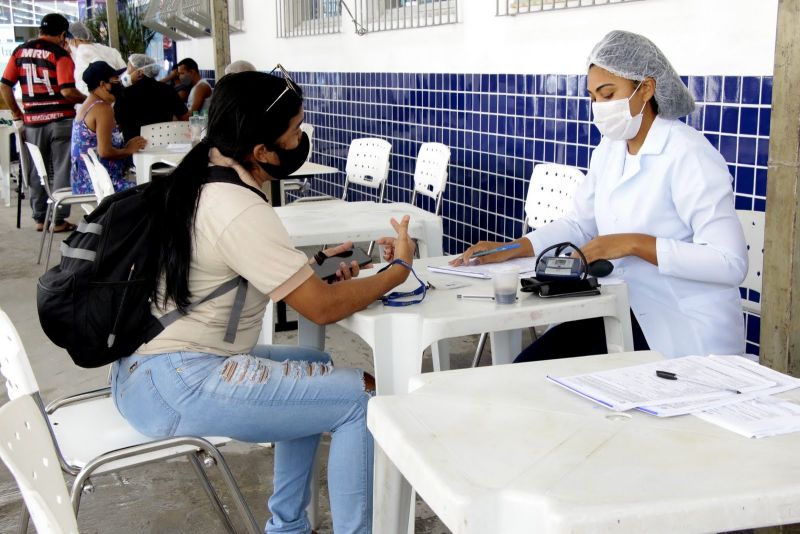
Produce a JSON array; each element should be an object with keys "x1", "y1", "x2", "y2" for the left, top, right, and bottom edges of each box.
[{"x1": 45, "y1": 386, "x2": 112, "y2": 414}]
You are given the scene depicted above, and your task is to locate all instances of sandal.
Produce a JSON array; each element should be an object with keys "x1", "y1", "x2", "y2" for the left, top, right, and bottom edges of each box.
[{"x1": 51, "y1": 222, "x2": 77, "y2": 233}]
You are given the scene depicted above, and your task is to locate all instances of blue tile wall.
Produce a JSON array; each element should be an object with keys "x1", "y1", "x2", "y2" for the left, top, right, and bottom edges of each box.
[{"x1": 287, "y1": 71, "x2": 770, "y2": 357}]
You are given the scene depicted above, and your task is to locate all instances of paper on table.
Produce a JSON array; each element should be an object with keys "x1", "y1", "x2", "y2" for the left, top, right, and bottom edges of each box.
[
  {"x1": 638, "y1": 355, "x2": 800, "y2": 417},
  {"x1": 547, "y1": 355, "x2": 777, "y2": 412},
  {"x1": 427, "y1": 257, "x2": 537, "y2": 279},
  {"x1": 695, "y1": 396, "x2": 800, "y2": 438}
]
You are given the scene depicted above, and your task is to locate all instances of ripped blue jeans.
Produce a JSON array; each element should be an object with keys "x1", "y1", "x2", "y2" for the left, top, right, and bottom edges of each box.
[{"x1": 111, "y1": 345, "x2": 373, "y2": 534}]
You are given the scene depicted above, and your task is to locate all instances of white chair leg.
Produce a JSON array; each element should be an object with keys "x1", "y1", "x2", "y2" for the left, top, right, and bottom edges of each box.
[
  {"x1": 188, "y1": 454, "x2": 237, "y2": 534},
  {"x1": 36, "y1": 202, "x2": 51, "y2": 264},
  {"x1": 471, "y1": 333, "x2": 488, "y2": 368},
  {"x1": 44, "y1": 199, "x2": 63, "y2": 271}
]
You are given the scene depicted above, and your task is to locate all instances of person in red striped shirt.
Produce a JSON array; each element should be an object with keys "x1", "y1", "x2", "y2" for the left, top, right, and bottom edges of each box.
[{"x1": 0, "y1": 13, "x2": 86, "y2": 232}]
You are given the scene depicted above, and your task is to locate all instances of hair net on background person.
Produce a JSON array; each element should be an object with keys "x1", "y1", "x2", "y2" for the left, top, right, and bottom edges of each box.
[
  {"x1": 128, "y1": 53, "x2": 161, "y2": 78},
  {"x1": 587, "y1": 30, "x2": 696, "y2": 120},
  {"x1": 68, "y1": 21, "x2": 92, "y2": 41},
  {"x1": 225, "y1": 60, "x2": 257, "y2": 75}
]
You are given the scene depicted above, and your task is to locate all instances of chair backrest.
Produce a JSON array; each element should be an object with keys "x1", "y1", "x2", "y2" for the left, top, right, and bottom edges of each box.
[
  {"x1": 737, "y1": 209, "x2": 765, "y2": 315},
  {"x1": 300, "y1": 123, "x2": 314, "y2": 164},
  {"x1": 140, "y1": 121, "x2": 191, "y2": 149},
  {"x1": 85, "y1": 149, "x2": 116, "y2": 202},
  {"x1": 0, "y1": 308, "x2": 40, "y2": 399},
  {"x1": 343, "y1": 138, "x2": 392, "y2": 200},
  {"x1": 412, "y1": 142, "x2": 450, "y2": 213},
  {"x1": 524, "y1": 163, "x2": 585, "y2": 230},
  {"x1": 25, "y1": 142, "x2": 53, "y2": 198},
  {"x1": 0, "y1": 395, "x2": 79, "y2": 534}
]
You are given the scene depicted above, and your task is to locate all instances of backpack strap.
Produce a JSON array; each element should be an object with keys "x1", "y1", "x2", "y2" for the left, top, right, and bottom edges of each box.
[
  {"x1": 158, "y1": 276, "x2": 249, "y2": 344},
  {"x1": 206, "y1": 165, "x2": 268, "y2": 202}
]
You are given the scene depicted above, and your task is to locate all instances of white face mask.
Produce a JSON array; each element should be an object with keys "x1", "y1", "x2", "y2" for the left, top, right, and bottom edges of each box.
[
  {"x1": 591, "y1": 81, "x2": 647, "y2": 141},
  {"x1": 120, "y1": 72, "x2": 133, "y2": 87}
]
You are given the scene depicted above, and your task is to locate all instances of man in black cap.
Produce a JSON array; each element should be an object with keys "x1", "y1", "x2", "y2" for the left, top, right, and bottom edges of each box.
[{"x1": 0, "y1": 13, "x2": 86, "y2": 232}]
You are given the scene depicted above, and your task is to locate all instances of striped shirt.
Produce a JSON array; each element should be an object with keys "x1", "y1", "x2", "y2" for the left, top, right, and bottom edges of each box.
[{"x1": 1, "y1": 39, "x2": 77, "y2": 125}]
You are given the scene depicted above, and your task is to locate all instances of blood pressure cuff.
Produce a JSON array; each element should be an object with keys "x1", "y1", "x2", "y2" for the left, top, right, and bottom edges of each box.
[{"x1": 520, "y1": 276, "x2": 601, "y2": 298}]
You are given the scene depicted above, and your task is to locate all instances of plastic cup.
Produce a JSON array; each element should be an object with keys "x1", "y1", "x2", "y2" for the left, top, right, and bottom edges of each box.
[{"x1": 493, "y1": 267, "x2": 519, "y2": 304}]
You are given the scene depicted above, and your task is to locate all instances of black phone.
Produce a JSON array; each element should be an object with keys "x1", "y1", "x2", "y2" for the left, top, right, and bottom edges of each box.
[{"x1": 311, "y1": 248, "x2": 373, "y2": 282}]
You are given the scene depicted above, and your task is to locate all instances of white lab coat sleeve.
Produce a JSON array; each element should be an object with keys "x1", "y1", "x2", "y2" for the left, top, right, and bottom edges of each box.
[
  {"x1": 524, "y1": 166, "x2": 598, "y2": 255},
  {"x1": 656, "y1": 144, "x2": 747, "y2": 286}
]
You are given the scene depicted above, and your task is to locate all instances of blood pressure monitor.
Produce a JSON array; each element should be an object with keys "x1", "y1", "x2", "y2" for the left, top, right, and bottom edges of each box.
[{"x1": 535, "y1": 256, "x2": 584, "y2": 281}]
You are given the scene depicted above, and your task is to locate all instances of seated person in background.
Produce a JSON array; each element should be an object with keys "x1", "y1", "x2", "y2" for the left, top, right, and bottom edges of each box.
[
  {"x1": 115, "y1": 53, "x2": 189, "y2": 142},
  {"x1": 161, "y1": 65, "x2": 190, "y2": 103},
  {"x1": 451, "y1": 30, "x2": 747, "y2": 361},
  {"x1": 177, "y1": 57, "x2": 212, "y2": 114},
  {"x1": 70, "y1": 61, "x2": 147, "y2": 194},
  {"x1": 224, "y1": 59, "x2": 257, "y2": 75},
  {"x1": 67, "y1": 21, "x2": 126, "y2": 97}
]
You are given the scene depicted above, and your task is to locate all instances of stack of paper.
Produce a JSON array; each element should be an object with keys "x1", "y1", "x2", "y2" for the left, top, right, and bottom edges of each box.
[
  {"x1": 695, "y1": 397, "x2": 800, "y2": 438},
  {"x1": 427, "y1": 257, "x2": 537, "y2": 279},
  {"x1": 548, "y1": 356, "x2": 776, "y2": 413}
]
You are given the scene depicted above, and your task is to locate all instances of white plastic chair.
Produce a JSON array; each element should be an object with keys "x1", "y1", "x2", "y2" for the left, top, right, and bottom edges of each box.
[
  {"x1": 291, "y1": 137, "x2": 392, "y2": 205},
  {"x1": 343, "y1": 137, "x2": 392, "y2": 202},
  {"x1": 26, "y1": 142, "x2": 96, "y2": 272},
  {"x1": 410, "y1": 142, "x2": 450, "y2": 215},
  {"x1": 737, "y1": 210, "x2": 764, "y2": 315},
  {"x1": 0, "y1": 307, "x2": 261, "y2": 534},
  {"x1": 81, "y1": 149, "x2": 115, "y2": 203},
  {"x1": 472, "y1": 163, "x2": 586, "y2": 367},
  {"x1": 139, "y1": 121, "x2": 191, "y2": 149},
  {"x1": 523, "y1": 163, "x2": 585, "y2": 232},
  {"x1": 0, "y1": 395, "x2": 79, "y2": 534}
]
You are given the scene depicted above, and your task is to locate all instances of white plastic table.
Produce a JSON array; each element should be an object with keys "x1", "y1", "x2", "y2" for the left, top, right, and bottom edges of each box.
[
  {"x1": 132, "y1": 145, "x2": 188, "y2": 185},
  {"x1": 368, "y1": 351, "x2": 800, "y2": 533},
  {"x1": 273, "y1": 200, "x2": 445, "y2": 340},
  {"x1": 294, "y1": 255, "x2": 632, "y2": 390},
  {"x1": 323, "y1": 255, "x2": 632, "y2": 395},
  {"x1": 275, "y1": 200, "x2": 444, "y2": 257}
]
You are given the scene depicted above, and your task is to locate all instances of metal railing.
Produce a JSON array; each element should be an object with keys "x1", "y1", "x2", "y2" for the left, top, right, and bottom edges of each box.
[
  {"x1": 496, "y1": 0, "x2": 642, "y2": 16},
  {"x1": 357, "y1": 0, "x2": 457, "y2": 33},
  {"x1": 277, "y1": 0, "x2": 342, "y2": 38}
]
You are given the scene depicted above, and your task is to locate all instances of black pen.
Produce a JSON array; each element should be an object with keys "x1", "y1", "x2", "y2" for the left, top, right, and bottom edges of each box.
[{"x1": 655, "y1": 370, "x2": 741, "y2": 394}]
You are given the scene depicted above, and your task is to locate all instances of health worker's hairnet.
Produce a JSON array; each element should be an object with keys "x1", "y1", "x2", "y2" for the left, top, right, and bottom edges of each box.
[
  {"x1": 225, "y1": 60, "x2": 257, "y2": 75},
  {"x1": 128, "y1": 54, "x2": 161, "y2": 78},
  {"x1": 587, "y1": 30, "x2": 695, "y2": 119}
]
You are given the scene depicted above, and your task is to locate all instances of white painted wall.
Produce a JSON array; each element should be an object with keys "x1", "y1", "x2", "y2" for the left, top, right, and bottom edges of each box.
[{"x1": 178, "y1": 0, "x2": 778, "y2": 75}]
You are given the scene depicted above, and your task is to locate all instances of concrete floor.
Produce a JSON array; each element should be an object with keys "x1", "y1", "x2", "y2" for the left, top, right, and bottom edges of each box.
[{"x1": 0, "y1": 176, "x2": 499, "y2": 533}]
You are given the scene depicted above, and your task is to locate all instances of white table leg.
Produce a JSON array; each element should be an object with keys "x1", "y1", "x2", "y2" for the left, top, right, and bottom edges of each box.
[
  {"x1": 372, "y1": 444, "x2": 412, "y2": 534},
  {"x1": 431, "y1": 341, "x2": 450, "y2": 371},
  {"x1": 370, "y1": 316, "x2": 425, "y2": 396},
  {"x1": 298, "y1": 316, "x2": 326, "y2": 351},
  {"x1": 489, "y1": 329, "x2": 523, "y2": 365},
  {"x1": 602, "y1": 284, "x2": 634, "y2": 353}
]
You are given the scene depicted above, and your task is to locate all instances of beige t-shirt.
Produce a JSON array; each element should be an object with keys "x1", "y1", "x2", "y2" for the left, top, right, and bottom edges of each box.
[{"x1": 138, "y1": 181, "x2": 312, "y2": 356}]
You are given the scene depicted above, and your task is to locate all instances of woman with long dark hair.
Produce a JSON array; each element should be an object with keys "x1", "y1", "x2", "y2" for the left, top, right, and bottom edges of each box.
[{"x1": 111, "y1": 70, "x2": 415, "y2": 534}]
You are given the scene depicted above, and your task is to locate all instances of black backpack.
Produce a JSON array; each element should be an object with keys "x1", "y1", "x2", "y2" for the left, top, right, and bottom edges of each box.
[{"x1": 37, "y1": 168, "x2": 256, "y2": 368}]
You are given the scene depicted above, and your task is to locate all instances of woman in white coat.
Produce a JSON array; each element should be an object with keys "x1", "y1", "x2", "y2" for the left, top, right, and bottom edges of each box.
[{"x1": 455, "y1": 30, "x2": 748, "y2": 359}]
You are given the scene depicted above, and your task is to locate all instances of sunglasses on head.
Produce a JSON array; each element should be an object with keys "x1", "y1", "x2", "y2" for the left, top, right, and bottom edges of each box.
[{"x1": 265, "y1": 63, "x2": 301, "y2": 114}]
